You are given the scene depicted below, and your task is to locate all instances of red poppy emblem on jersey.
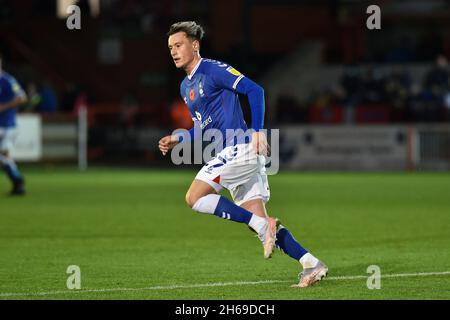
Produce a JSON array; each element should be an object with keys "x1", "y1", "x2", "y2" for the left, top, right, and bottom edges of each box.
[{"x1": 189, "y1": 89, "x2": 195, "y2": 101}]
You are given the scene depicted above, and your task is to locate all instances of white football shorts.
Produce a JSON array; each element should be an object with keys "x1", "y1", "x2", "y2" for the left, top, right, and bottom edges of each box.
[
  {"x1": 0, "y1": 127, "x2": 17, "y2": 153},
  {"x1": 195, "y1": 143, "x2": 270, "y2": 205}
]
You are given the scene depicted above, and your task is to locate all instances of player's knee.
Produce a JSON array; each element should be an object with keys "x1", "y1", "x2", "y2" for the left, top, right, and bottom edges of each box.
[{"x1": 185, "y1": 191, "x2": 199, "y2": 209}]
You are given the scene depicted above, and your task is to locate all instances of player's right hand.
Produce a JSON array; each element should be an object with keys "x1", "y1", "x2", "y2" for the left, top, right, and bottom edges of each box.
[{"x1": 158, "y1": 135, "x2": 179, "y2": 156}]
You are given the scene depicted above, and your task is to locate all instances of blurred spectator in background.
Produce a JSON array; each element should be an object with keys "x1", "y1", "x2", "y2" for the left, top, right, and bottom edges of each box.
[
  {"x1": 410, "y1": 85, "x2": 441, "y2": 122},
  {"x1": 0, "y1": 51, "x2": 27, "y2": 195},
  {"x1": 61, "y1": 82, "x2": 80, "y2": 113},
  {"x1": 294, "y1": 54, "x2": 450, "y2": 124},
  {"x1": 170, "y1": 98, "x2": 192, "y2": 130},
  {"x1": 339, "y1": 66, "x2": 363, "y2": 106},
  {"x1": 309, "y1": 90, "x2": 340, "y2": 123},
  {"x1": 422, "y1": 54, "x2": 450, "y2": 121},
  {"x1": 119, "y1": 93, "x2": 139, "y2": 128},
  {"x1": 424, "y1": 55, "x2": 450, "y2": 97},
  {"x1": 36, "y1": 81, "x2": 58, "y2": 113},
  {"x1": 23, "y1": 82, "x2": 41, "y2": 113},
  {"x1": 361, "y1": 66, "x2": 386, "y2": 104},
  {"x1": 385, "y1": 66, "x2": 412, "y2": 121}
]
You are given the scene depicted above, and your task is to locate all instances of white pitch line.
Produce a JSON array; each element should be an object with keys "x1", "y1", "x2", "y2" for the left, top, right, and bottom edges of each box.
[
  {"x1": 0, "y1": 271, "x2": 449, "y2": 298},
  {"x1": 327, "y1": 271, "x2": 450, "y2": 281}
]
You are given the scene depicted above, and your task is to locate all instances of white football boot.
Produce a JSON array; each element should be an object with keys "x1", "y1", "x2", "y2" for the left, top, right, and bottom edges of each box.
[
  {"x1": 291, "y1": 261, "x2": 328, "y2": 288},
  {"x1": 258, "y1": 217, "x2": 280, "y2": 259}
]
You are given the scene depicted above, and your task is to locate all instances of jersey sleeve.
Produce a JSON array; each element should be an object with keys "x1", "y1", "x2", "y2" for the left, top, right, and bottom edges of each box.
[
  {"x1": 9, "y1": 77, "x2": 26, "y2": 98},
  {"x1": 235, "y1": 77, "x2": 265, "y2": 131},
  {"x1": 0, "y1": 79, "x2": 13, "y2": 97},
  {"x1": 210, "y1": 64, "x2": 245, "y2": 91},
  {"x1": 209, "y1": 62, "x2": 265, "y2": 131}
]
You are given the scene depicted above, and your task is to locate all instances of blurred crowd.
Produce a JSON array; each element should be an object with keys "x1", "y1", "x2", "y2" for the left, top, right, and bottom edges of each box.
[
  {"x1": 275, "y1": 55, "x2": 450, "y2": 124},
  {"x1": 17, "y1": 80, "x2": 86, "y2": 115},
  {"x1": 1, "y1": 1, "x2": 449, "y2": 125},
  {"x1": 18, "y1": 54, "x2": 450, "y2": 124}
]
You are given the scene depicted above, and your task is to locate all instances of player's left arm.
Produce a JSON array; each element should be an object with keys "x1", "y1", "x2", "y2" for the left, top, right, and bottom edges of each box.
[
  {"x1": 0, "y1": 79, "x2": 28, "y2": 113},
  {"x1": 234, "y1": 77, "x2": 269, "y2": 156},
  {"x1": 211, "y1": 64, "x2": 269, "y2": 155}
]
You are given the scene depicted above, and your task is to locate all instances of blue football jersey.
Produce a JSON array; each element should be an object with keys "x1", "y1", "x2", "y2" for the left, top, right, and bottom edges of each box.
[
  {"x1": 180, "y1": 58, "x2": 251, "y2": 148},
  {"x1": 0, "y1": 72, "x2": 25, "y2": 128}
]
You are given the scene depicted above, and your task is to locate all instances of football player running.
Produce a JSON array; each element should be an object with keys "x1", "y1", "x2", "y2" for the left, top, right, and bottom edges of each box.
[
  {"x1": 0, "y1": 52, "x2": 27, "y2": 195},
  {"x1": 159, "y1": 21, "x2": 327, "y2": 287}
]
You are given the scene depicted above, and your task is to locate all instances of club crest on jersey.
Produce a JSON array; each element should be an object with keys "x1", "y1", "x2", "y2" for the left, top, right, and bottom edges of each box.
[
  {"x1": 226, "y1": 66, "x2": 241, "y2": 76},
  {"x1": 189, "y1": 88, "x2": 195, "y2": 101}
]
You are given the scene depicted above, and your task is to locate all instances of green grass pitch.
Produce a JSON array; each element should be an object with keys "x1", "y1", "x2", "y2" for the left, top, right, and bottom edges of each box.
[{"x1": 0, "y1": 167, "x2": 449, "y2": 299}]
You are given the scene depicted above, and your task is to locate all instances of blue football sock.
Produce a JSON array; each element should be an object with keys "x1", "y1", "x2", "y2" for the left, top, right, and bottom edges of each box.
[
  {"x1": 1, "y1": 160, "x2": 23, "y2": 184},
  {"x1": 214, "y1": 196, "x2": 253, "y2": 224},
  {"x1": 275, "y1": 226, "x2": 308, "y2": 261}
]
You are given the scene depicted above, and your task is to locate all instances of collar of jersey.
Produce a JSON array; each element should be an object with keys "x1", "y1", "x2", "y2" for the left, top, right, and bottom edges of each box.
[{"x1": 187, "y1": 58, "x2": 203, "y2": 80}]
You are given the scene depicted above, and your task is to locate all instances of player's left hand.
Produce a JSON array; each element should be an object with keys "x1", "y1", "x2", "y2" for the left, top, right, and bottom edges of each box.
[{"x1": 252, "y1": 131, "x2": 270, "y2": 156}]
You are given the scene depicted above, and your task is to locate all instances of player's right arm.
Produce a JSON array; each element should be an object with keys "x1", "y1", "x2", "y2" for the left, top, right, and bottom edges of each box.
[
  {"x1": 159, "y1": 80, "x2": 201, "y2": 156},
  {"x1": 0, "y1": 77, "x2": 27, "y2": 113},
  {"x1": 158, "y1": 119, "x2": 201, "y2": 156}
]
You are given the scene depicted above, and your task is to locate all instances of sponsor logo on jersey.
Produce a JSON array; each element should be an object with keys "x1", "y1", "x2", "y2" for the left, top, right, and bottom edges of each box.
[
  {"x1": 199, "y1": 81, "x2": 205, "y2": 97},
  {"x1": 189, "y1": 88, "x2": 195, "y2": 101},
  {"x1": 226, "y1": 66, "x2": 241, "y2": 76},
  {"x1": 195, "y1": 111, "x2": 212, "y2": 129},
  {"x1": 200, "y1": 116, "x2": 212, "y2": 129}
]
